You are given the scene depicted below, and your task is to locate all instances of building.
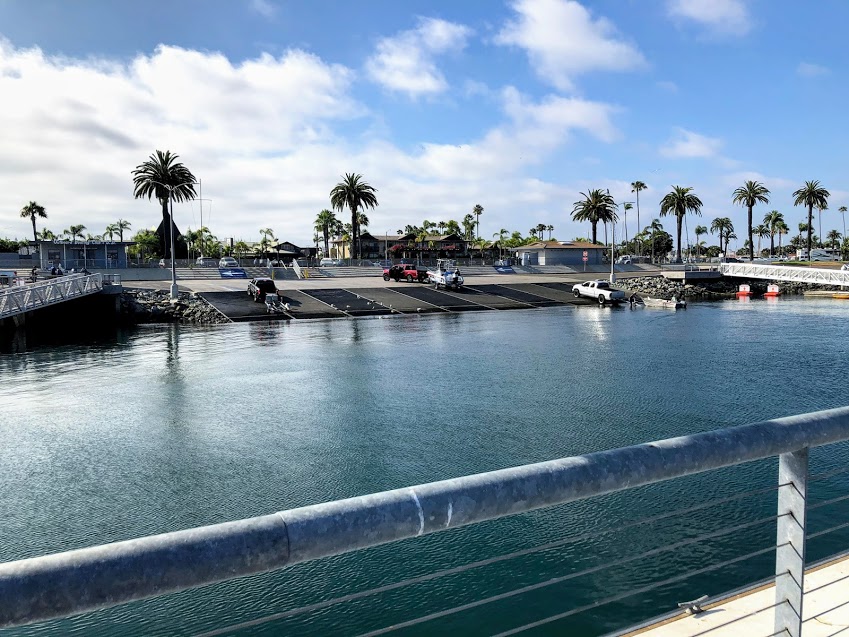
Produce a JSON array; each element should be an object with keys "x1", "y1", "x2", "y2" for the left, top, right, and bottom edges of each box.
[
  {"x1": 510, "y1": 241, "x2": 606, "y2": 266},
  {"x1": 37, "y1": 240, "x2": 135, "y2": 270},
  {"x1": 332, "y1": 232, "x2": 469, "y2": 261}
]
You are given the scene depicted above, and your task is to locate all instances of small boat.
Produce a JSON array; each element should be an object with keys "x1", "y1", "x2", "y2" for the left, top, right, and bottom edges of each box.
[
  {"x1": 426, "y1": 259, "x2": 465, "y2": 290},
  {"x1": 735, "y1": 284, "x2": 752, "y2": 298},
  {"x1": 833, "y1": 293, "x2": 849, "y2": 300},
  {"x1": 642, "y1": 296, "x2": 686, "y2": 309},
  {"x1": 763, "y1": 284, "x2": 781, "y2": 298}
]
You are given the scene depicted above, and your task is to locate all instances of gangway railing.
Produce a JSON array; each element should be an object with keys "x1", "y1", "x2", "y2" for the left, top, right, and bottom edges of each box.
[
  {"x1": 0, "y1": 273, "x2": 103, "y2": 320},
  {"x1": 720, "y1": 262, "x2": 849, "y2": 285},
  {"x1": 290, "y1": 259, "x2": 304, "y2": 279},
  {"x1": 1, "y1": 406, "x2": 849, "y2": 636}
]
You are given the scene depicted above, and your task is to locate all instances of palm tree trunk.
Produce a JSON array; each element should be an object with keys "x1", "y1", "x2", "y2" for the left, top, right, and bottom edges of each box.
[
  {"x1": 161, "y1": 199, "x2": 171, "y2": 258},
  {"x1": 323, "y1": 228, "x2": 330, "y2": 256},
  {"x1": 635, "y1": 191, "x2": 641, "y2": 258},
  {"x1": 807, "y1": 204, "x2": 813, "y2": 258},
  {"x1": 676, "y1": 217, "x2": 683, "y2": 262},
  {"x1": 31, "y1": 216, "x2": 37, "y2": 242},
  {"x1": 591, "y1": 222, "x2": 598, "y2": 244},
  {"x1": 747, "y1": 205, "x2": 753, "y2": 262},
  {"x1": 770, "y1": 232, "x2": 775, "y2": 257}
]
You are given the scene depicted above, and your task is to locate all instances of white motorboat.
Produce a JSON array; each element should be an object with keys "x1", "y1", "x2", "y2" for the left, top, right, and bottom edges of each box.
[
  {"x1": 641, "y1": 296, "x2": 686, "y2": 309},
  {"x1": 427, "y1": 259, "x2": 465, "y2": 290}
]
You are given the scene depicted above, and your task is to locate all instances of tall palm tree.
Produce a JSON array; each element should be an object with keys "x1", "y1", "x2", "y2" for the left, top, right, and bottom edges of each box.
[
  {"x1": 839, "y1": 206, "x2": 847, "y2": 239},
  {"x1": 234, "y1": 241, "x2": 250, "y2": 262},
  {"x1": 622, "y1": 203, "x2": 633, "y2": 246},
  {"x1": 546, "y1": 224, "x2": 554, "y2": 240},
  {"x1": 647, "y1": 219, "x2": 664, "y2": 263},
  {"x1": 330, "y1": 173, "x2": 379, "y2": 261},
  {"x1": 710, "y1": 217, "x2": 734, "y2": 255},
  {"x1": 20, "y1": 201, "x2": 47, "y2": 242},
  {"x1": 723, "y1": 230, "x2": 737, "y2": 254},
  {"x1": 631, "y1": 181, "x2": 647, "y2": 255},
  {"x1": 356, "y1": 212, "x2": 370, "y2": 257},
  {"x1": 36, "y1": 229, "x2": 56, "y2": 241},
  {"x1": 776, "y1": 220, "x2": 789, "y2": 256},
  {"x1": 493, "y1": 229, "x2": 508, "y2": 259},
  {"x1": 132, "y1": 150, "x2": 197, "y2": 258},
  {"x1": 571, "y1": 189, "x2": 618, "y2": 245},
  {"x1": 69, "y1": 224, "x2": 86, "y2": 243},
  {"x1": 793, "y1": 181, "x2": 830, "y2": 259},
  {"x1": 437, "y1": 221, "x2": 446, "y2": 235},
  {"x1": 116, "y1": 219, "x2": 132, "y2": 242},
  {"x1": 104, "y1": 223, "x2": 118, "y2": 240},
  {"x1": 732, "y1": 180, "x2": 770, "y2": 262},
  {"x1": 762, "y1": 210, "x2": 784, "y2": 257},
  {"x1": 827, "y1": 230, "x2": 843, "y2": 251},
  {"x1": 535, "y1": 223, "x2": 547, "y2": 239},
  {"x1": 314, "y1": 209, "x2": 339, "y2": 258},
  {"x1": 462, "y1": 214, "x2": 476, "y2": 240},
  {"x1": 754, "y1": 224, "x2": 769, "y2": 257},
  {"x1": 473, "y1": 204, "x2": 484, "y2": 240},
  {"x1": 694, "y1": 225, "x2": 708, "y2": 258},
  {"x1": 659, "y1": 186, "x2": 703, "y2": 262}
]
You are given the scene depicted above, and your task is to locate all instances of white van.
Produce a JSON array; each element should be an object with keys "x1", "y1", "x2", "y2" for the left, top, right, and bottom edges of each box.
[{"x1": 797, "y1": 249, "x2": 838, "y2": 261}]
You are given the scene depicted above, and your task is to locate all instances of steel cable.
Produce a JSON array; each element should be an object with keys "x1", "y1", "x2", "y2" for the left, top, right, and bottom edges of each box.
[{"x1": 192, "y1": 486, "x2": 783, "y2": 637}]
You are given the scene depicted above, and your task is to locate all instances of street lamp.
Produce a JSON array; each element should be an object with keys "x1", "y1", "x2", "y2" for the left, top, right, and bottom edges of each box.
[
  {"x1": 150, "y1": 180, "x2": 188, "y2": 301},
  {"x1": 385, "y1": 230, "x2": 390, "y2": 263}
]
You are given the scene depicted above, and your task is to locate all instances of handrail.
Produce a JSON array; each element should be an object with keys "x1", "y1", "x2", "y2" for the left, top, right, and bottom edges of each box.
[
  {"x1": 290, "y1": 259, "x2": 303, "y2": 279},
  {"x1": 0, "y1": 273, "x2": 103, "y2": 319},
  {"x1": 1, "y1": 406, "x2": 848, "y2": 629},
  {"x1": 720, "y1": 262, "x2": 849, "y2": 284}
]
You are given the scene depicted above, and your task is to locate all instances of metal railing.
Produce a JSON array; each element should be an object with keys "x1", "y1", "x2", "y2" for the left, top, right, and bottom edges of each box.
[
  {"x1": 0, "y1": 273, "x2": 103, "y2": 320},
  {"x1": 720, "y1": 262, "x2": 849, "y2": 285},
  {"x1": 1, "y1": 407, "x2": 848, "y2": 636},
  {"x1": 290, "y1": 259, "x2": 304, "y2": 279}
]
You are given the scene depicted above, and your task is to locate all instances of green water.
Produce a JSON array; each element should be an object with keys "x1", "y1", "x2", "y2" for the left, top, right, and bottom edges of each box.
[{"x1": 1, "y1": 297, "x2": 848, "y2": 636}]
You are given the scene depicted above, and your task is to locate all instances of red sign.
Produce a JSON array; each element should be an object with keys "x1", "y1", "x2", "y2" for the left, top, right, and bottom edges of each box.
[
  {"x1": 582, "y1": 256, "x2": 588, "y2": 262},
  {"x1": 582, "y1": 251, "x2": 588, "y2": 257}
]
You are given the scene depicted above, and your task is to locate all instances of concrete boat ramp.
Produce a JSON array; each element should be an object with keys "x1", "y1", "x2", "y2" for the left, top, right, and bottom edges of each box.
[{"x1": 196, "y1": 280, "x2": 592, "y2": 321}]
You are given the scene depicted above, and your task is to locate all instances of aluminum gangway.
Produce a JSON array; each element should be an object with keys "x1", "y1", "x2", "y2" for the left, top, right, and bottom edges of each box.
[
  {"x1": 0, "y1": 273, "x2": 103, "y2": 320},
  {"x1": 720, "y1": 262, "x2": 849, "y2": 285}
]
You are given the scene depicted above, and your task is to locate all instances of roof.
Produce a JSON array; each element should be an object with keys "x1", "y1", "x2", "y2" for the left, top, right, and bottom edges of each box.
[{"x1": 511, "y1": 241, "x2": 604, "y2": 250}]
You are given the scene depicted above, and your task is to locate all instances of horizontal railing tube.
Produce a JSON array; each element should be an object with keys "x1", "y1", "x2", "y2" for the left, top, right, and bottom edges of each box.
[{"x1": 1, "y1": 406, "x2": 849, "y2": 628}]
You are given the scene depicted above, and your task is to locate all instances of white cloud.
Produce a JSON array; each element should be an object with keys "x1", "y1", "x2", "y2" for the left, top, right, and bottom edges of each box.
[
  {"x1": 666, "y1": 0, "x2": 751, "y2": 36},
  {"x1": 495, "y1": 0, "x2": 645, "y2": 91},
  {"x1": 656, "y1": 80, "x2": 678, "y2": 93},
  {"x1": 660, "y1": 127, "x2": 723, "y2": 159},
  {"x1": 365, "y1": 17, "x2": 471, "y2": 97},
  {"x1": 0, "y1": 40, "x2": 622, "y2": 245},
  {"x1": 797, "y1": 62, "x2": 829, "y2": 77},
  {"x1": 249, "y1": 0, "x2": 276, "y2": 18}
]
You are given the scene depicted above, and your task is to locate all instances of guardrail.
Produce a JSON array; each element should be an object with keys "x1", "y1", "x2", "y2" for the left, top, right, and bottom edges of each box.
[
  {"x1": 0, "y1": 273, "x2": 103, "y2": 320},
  {"x1": 720, "y1": 262, "x2": 849, "y2": 285},
  {"x1": 1, "y1": 407, "x2": 848, "y2": 634}
]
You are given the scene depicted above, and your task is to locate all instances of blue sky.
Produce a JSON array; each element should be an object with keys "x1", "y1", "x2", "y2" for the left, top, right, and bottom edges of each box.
[{"x1": 1, "y1": 0, "x2": 848, "y2": 247}]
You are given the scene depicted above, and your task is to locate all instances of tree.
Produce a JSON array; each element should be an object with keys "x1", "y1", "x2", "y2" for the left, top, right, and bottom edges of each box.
[
  {"x1": 259, "y1": 228, "x2": 276, "y2": 260},
  {"x1": 754, "y1": 224, "x2": 769, "y2": 257},
  {"x1": 36, "y1": 229, "x2": 56, "y2": 241},
  {"x1": 472, "y1": 204, "x2": 484, "y2": 240},
  {"x1": 20, "y1": 201, "x2": 47, "y2": 242},
  {"x1": 762, "y1": 210, "x2": 784, "y2": 257},
  {"x1": 445, "y1": 220, "x2": 461, "y2": 236},
  {"x1": 535, "y1": 223, "x2": 547, "y2": 240},
  {"x1": 234, "y1": 240, "x2": 250, "y2": 262},
  {"x1": 776, "y1": 220, "x2": 789, "y2": 256},
  {"x1": 129, "y1": 229, "x2": 159, "y2": 262},
  {"x1": 659, "y1": 186, "x2": 703, "y2": 262},
  {"x1": 840, "y1": 206, "x2": 847, "y2": 239},
  {"x1": 69, "y1": 224, "x2": 86, "y2": 243},
  {"x1": 314, "y1": 209, "x2": 340, "y2": 258},
  {"x1": 827, "y1": 229, "x2": 842, "y2": 250},
  {"x1": 645, "y1": 219, "x2": 668, "y2": 263},
  {"x1": 330, "y1": 173, "x2": 378, "y2": 261},
  {"x1": 631, "y1": 181, "x2": 647, "y2": 255},
  {"x1": 546, "y1": 224, "x2": 554, "y2": 240},
  {"x1": 104, "y1": 223, "x2": 118, "y2": 240},
  {"x1": 793, "y1": 181, "x2": 830, "y2": 259},
  {"x1": 116, "y1": 219, "x2": 132, "y2": 242},
  {"x1": 461, "y1": 214, "x2": 476, "y2": 240},
  {"x1": 571, "y1": 189, "x2": 618, "y2": 245},
  {"x1": 731, "y1": 180, "x2": 770, "y2": 262},
  {"x1": 357, "y1": 212, "x2": 370, "y2": 257},
  {"x1": 694, "y1": 225, "x2": 708, "y2": 258},
  {"x1": 493, "y1": 228, "x2": 508, "y2": 259},
  {"x1": 710, "y1": 217, "x2": 734, "y2": 255},
  {"x1": 622, "y1": 203, "x2": 633, "y2": 246},
  {"x1": 132, "y1": 150, "x2": 197, "y2": 258}
]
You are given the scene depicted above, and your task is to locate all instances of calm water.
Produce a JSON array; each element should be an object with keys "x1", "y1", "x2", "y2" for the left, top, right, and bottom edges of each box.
[{"x1": 2, "y1": 297, "x2": 849, "y2": 636}]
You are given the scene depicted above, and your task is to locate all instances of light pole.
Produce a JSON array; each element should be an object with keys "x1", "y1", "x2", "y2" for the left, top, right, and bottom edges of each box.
[
  {"x1": 151, "y1": 181, "x2": 184, "y2": 301},
  {"x1": 385, "y1": 230, "x2": 389, "y2": 263}
]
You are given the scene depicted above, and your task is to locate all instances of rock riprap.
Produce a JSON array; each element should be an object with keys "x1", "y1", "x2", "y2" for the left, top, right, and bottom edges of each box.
[
  {"x1": 619, "y1": 277, "x2": 835, "y2": 300},
  {"x1": 120, "y1": 289, "x2": 229, "y2": 324}
]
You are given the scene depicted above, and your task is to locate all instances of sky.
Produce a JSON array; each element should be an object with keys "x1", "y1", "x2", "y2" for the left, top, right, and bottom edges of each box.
[{"x1": 1, "y1": 0, "x2": 848, "y2": 248}]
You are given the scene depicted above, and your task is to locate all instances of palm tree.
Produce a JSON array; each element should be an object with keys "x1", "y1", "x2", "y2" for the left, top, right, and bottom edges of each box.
[
  {"x1": 793, "y1": 181, "x2": 830, "y2": 259},
  {"x1": 571, "y1": 189, "x2": 618, "y2": 245},
  {"x1": 732, "y1": 180, "x2": 770, "y2": 262},
  {"x1": 710, "y1": 217, "x2": 734, "y2": 255},
  {"x1": 839, "y1": 206, "x2": 847, "y2": 239},
  {"x1": 356, "y1": 212, "x2": 370, "y2": 257},
  {"x1": 754, "y1": 224, "x2": 769, "y2": 257},
  {"x1": 827, "y1": 229, "x2": 842, "y2": 251},
  {"x1": 69, "y1": 224, "x2": 86, "y2": 243},
  {"x1": 132, "y1": 150, "x2": 197, "y2": 258},
  {"x1": 762, "y1": 210, "x2": 784, "y2": 257},
  {"x1": 659, "y1": 186, "x2": 703, "y2": 262},
  {"x1": 104, "y1": 223, "x2": 118, "y2": 240},
  {"x1": 694, "y1": 225, "x2": 708, "y2": 258},
  {"x1": 437, "y1": 221, "x2": 446, "y2": 235},
  {"x1": 776, "y1": 220, "x2": 789, "y2": 256},
  {"x1": 462, "y1": 214, "x2": 476, "y2": 240},
  {"x1": 36, "y1": 229, "x2": 56, "y2": 241},
  {"x1": 647, "y1": 219, "x2": 664, "y2": 263},
  {"x1": 631, "y1": 181, "x2": 647, "y2": 255},
  {"x1": 493, "y1": 229, "x2": 508, "y2": 259},
  {"x1": 314, "y1": 209, "x2": 339, "y2": 258},
  {"x1": 20, "y1": 201, "x2": 47, "y2": 242},
  {"x1": 330, "y1": 173, "x2": 379, "y2": 261},
  {"x1": 116, "y1": 219, "x2": 132, "y2": 243},
  {"x1": 234, "y1": 241, "x2": 250, "y2": 263},
  {"x1": 474, "y1": 237, "x2": 488, "y2": 264},
  {"x1": 622, "y1": 203, "x2": 633, "y2": 246},
  {"x1": 546, "y1": 224, "x2": 554, "y2": 240},
  {"x1": 473, "y1": 204, "x2": 484, "y2": 240},
  {"x1": 535, "y1": 223, "x2": 547, "y2": 240},
  {"x1": 723, "y1": 230, "x2": 738, "y2": 254}
]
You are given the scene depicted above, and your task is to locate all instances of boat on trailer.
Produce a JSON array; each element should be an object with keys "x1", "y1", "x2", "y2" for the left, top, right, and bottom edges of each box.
[
  {"x1": 641, "y1": 296, "x2": 687, "y2": 309},
  {"x1": 427, "y1": 259, "x2": 465, "y2": 290}
]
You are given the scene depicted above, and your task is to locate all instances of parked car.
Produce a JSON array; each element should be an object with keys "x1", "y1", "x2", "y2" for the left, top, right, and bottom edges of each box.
[
  {"x1": 196, "y1": 256, "x2": 218, "y2": 267},
  {"x1": 247, "y1": 277, "x2": 277, "y2": 302},
  {"x1": 158, "y1": 259, "x2": 172, "y2": 268},
  {"x1": 320, "y1": 258, "x2": 345, "y2": 267},
  {"x1": 219, "y1": 256, "x2": 239, "y2": 268},
  {"x1": 383, "y1": 264, "x2": 428, "y2": 283},
  {"x1": 373, "y1": 260, "x2": 393, "y2": 268},
  {"x1": 572, "y1": 280, "x2": 626, "y2": 305}
]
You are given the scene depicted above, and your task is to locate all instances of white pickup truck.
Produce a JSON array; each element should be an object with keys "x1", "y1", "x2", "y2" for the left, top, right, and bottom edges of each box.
[{"x1": 572, "y1": 280, "x2": 626, "y2": 305}]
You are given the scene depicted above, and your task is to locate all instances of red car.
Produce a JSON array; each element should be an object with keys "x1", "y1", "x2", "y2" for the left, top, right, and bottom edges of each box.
[{"x1": 383, "y1": 264, "x2": 428, "y2": 283}]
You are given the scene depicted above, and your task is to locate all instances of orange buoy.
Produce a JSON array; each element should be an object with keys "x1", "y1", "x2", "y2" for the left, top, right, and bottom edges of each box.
[
  {"x1": 735, "y1": 284, "x2": 752, "y2": 298},
  {"x1": 763, "y1": 284, "x2": 781, "y2": 298}
]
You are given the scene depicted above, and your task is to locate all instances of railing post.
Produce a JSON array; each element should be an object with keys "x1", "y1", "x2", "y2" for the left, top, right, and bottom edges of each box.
[{"x1": 774, "y1": 448, "x2": 809, "y2": 637}]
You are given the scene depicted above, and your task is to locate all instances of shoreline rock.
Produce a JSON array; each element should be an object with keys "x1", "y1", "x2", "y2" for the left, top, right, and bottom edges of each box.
[
  {"x1": 619, "y1": 277, "x2": 839, "y2": 300},
  {"x1": 119, "y1": 289, "x2": 230, "y2": 324}
]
